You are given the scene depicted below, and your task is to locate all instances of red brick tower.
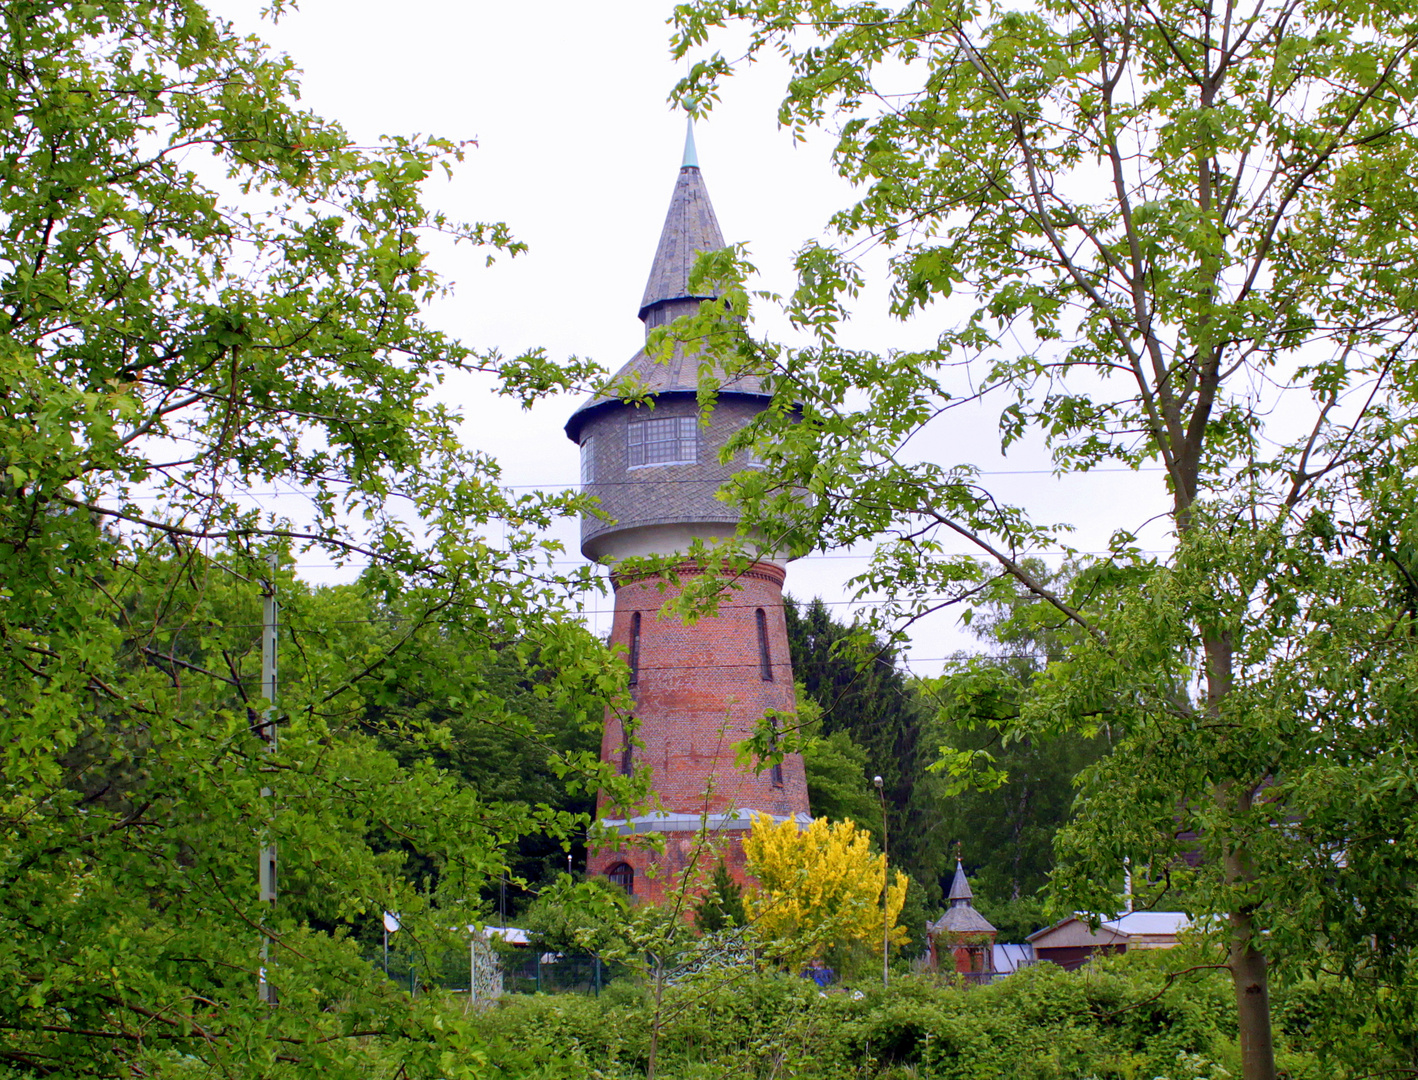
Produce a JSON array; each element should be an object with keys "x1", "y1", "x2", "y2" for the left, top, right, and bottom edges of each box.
[{"x1": 564, "y1": 126, "x2": 811, "y2": 905}]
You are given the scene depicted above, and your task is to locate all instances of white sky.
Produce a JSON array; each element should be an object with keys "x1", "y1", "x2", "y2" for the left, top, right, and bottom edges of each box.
[{"x1": 209, "y1": 0, "x2": 1172, "y2": 673}]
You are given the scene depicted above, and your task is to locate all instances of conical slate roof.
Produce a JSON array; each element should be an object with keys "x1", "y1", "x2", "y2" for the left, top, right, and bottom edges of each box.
[
  {"x1": 931, "y1": 904, "x2": 998, "y2": 936},
  {"x1": 947, "y1": 859, "x2": 974, "y2": 904},
  {"x1": 638, "y1": 126, "x2": 726, "y2": 321},
  {"x1": 564, "y1": 131, "x2": 769, "y2": 444},
  {"x1": 928, "y1": 859, "x2": 998, "y2": 937}
]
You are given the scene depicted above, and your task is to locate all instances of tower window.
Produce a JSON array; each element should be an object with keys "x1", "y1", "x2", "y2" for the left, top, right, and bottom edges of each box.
[
  {"x1": 628, "y1": 416, "x2": 697, "y2": 467},
  {"x1": 628, "y1": 611, "x2": 641, "y2": 686},
  {"x1": 620, "y1": 719, "x2": 634, "y2": 776},
  {"x1": 606, "y1": 862, "x2": 635, "y2": 895},
  {"x1": 580, "y1": 434, "x2": 596, "y2": 485},
  {"x1": 756, "y1": 608, "x2": 773, "y2": 681},
  {"x1": 769, "y1": 714, "x2": 784, "y2": 787}
]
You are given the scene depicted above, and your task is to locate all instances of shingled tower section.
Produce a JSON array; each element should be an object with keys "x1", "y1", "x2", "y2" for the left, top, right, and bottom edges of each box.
[{"x1": 565, "y1": 127, "x2": 811, "y2": 906}]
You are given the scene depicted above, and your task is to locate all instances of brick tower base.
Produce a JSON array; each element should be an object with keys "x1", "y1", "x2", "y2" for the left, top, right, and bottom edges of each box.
[{"x1": 587, "y1": 561, "x2": 811, "y2": 906}]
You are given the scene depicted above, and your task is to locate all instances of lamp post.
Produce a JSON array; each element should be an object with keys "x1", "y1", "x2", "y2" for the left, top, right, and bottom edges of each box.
[
  {"x1": 382, "y1": 911, "x2": 399, "y2": 977},
  {"x1": 873, "y1": 774, "x2": 889, "y2": 991}
]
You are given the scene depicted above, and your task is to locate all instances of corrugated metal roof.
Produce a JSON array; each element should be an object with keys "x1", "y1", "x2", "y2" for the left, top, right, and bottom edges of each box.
[
  {"x1": 992, "y1": 943, "x2": 1035, "y2": 973},
  {"x1": 1027, "y1": 911, "x2": 1191, "y2": 944},
  {"x1": 475, "y1": 925, "x2": 530, "y2": 945},
  {"x1": 1102, "y1": 911, "x2": 1192, "y2": 936}
]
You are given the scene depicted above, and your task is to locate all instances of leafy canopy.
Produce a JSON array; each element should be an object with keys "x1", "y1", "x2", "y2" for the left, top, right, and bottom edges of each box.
[
  {"x1": 668, "y1": 0, "x2": 1418, "y2": 1074},
  {"x1": 0, "y1": 1, "x2": 624, "y2": 1076}
]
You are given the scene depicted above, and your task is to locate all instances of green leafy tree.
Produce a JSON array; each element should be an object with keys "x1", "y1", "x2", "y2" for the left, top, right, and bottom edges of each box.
[
  {"x1": 785, "y1": 598, "x2": 944, "y2": 903},
  {"x1": 520, "y1": 874, "x2": 631, "y2": 956},
  {"x1": 667, "y1": 0, "x2": 1418, "y2": 1075},
  {"x1": 0, "y1": 2, "x2": 625, "y2": 1075},
  {"x1": 346, "y1": 599, "x2": 604, "y2": 909},
  {"x1": 801, "y1": 727, "x2": 880, "y2": 840},
  {"x1": 929, "y1": 564, "x2": 1109, "y2": 902}
]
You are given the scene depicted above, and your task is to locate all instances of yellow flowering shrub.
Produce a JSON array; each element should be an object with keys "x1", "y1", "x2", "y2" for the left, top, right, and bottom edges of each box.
[{"x1": 742, "y1": 814, "x2": 909, "y2": 964}]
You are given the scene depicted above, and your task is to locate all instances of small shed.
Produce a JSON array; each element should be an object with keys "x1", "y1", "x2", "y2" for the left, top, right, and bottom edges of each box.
[
  {"x1": 926, "y1": 860, "x2": 998, "y2": 981},
  {"x1": 1027, "y1": 911, "x2": 1191, "y2": 970}
]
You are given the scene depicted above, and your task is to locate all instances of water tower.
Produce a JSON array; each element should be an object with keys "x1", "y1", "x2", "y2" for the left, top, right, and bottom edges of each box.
[{"x1": 564, "y1": 128, "x2": 811, "y2": 904}]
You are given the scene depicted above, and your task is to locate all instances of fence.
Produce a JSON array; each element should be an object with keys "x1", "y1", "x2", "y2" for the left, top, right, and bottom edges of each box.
[{"x1": 373, "y1": 945, "x2": 622, "y2": 998}]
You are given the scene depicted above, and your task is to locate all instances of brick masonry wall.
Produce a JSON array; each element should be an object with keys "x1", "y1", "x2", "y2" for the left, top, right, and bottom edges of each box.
[
  {"x1": 587, "y1": 560, "x2": 811, "y2": 908},
  {"x1": 591, "y1": 827, "x2": 756, "y2": 910}
]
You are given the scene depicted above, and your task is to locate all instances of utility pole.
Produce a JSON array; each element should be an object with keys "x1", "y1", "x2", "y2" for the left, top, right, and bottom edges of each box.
[
  {"x1": 258, "y1": 553, "x2": 278, "y2": 1004},
  {"x1": 874, "y1": 774, "x2": 889, "y2": 991}
]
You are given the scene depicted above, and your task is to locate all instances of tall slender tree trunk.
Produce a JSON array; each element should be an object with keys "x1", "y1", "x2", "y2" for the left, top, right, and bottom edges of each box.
[
  {"x1": 1228, "y1": 901, "x2": 1276, "y2": 1079},
  {"x1": 1011, "y1": 770, "x2": 1031, "y2": 900},
  {"x1": 1203, "y1": 629, "x2": 1277, "y2": 1080}
]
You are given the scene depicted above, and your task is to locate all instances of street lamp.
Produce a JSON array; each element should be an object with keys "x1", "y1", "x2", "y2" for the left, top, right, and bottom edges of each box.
[
  {"x1": 873, "y1": 775, "x2": 888, "y2": 991},
  {"x1": 382, "y1": 911, "x2": 400, "y2": 977}
]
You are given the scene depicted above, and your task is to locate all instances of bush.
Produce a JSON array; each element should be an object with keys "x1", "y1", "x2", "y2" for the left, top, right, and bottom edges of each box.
[{"x1": 471, "y1": 952, "x2": 1345, "y2": 1079}]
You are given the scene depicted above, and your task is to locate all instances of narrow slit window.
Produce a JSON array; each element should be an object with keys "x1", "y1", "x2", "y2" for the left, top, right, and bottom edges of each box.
[
  {"x1": 756, "y1": 608, "x2": 773, "y2": 681},
  {"x1": 628, "y1": 611, "x2": 641, "y2": 686},
  {"x1": 769, "y1": 715, "x2": 784, "y2": 787},
  {"x1": 628, "y1": 416, "x2": 697, "y2": 467},
  {"x1": 620, "y1": 719, "x2": 634, "y2": 776}
]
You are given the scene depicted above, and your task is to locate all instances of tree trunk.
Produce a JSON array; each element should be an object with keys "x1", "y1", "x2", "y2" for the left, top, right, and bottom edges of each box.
[
  {"x1": 1204, "y1": 629, "x2": 1277, "y2": 1080},
  {"x1": 1011, "y1": 772, "x2": 1030, "y2": 900},
  {"x1": 1229, "y1": 906, "x2": 1276, "y2": 1080}
]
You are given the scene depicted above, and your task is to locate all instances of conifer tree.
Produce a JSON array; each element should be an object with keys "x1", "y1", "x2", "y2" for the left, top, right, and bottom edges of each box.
[{"x1": 785, "y1": 598, "x2": 944, "y2": 901}]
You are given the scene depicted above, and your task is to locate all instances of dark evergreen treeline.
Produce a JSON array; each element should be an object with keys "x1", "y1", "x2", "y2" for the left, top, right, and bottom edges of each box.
[{"x1": 785, "y1": 582, "x2": 1107, "y2": 941}]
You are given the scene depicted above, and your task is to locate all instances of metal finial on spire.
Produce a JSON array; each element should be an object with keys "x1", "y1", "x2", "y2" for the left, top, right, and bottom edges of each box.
[{"x1": 682, "y1": 116, "x2": 699, "y2": 169}]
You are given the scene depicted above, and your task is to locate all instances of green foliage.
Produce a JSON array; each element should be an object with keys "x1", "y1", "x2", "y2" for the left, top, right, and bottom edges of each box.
[
  {"x1": 970, "y1": 894, "x2": 1049, "y2": 944},
  {"x1": 694, "y1": 860, "x2": 748, "y2": 934},
  {"x1": 786, "y1": 598, "x2": 945, "y2": 903},
  {"x1": 470, "y1": 951, "x2": 1355, "y2": 1079},
  {"x1": 353, "y1": 616, "x2": 603, "y2": 905},
  {"x1": 520, "y1": 874, "x2": 632, "y2": 956},
  {"x1": 801, "y1": 727, "x2": 880, "y2": 839},
  {"x1": 928, "y1": 563, "x2": 1110, "y2": 904},
  {"x1": 0, "y1": 2, "x2": 625, "y2": 1075},
  {"x1": 665, "y1": 0, "x2": 1418, "y2": 1072}
]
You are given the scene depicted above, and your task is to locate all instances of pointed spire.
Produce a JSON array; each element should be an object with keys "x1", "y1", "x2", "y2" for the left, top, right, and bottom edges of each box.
[
  {"x1": 948, "y1": 858, "x2": 974, "y2": 906},
  {"x1": 564, "y1": 125, "x2": 768, "y2": 443},
  {"x1": 682, "y1": 116, "x2": 700, "y2": 169},
  {"x1": 928, "y1": 857, "x2": 997, "y2": 938},
  {"x1": 638, "y1": 130, "x2": 726, "y2": 326}
]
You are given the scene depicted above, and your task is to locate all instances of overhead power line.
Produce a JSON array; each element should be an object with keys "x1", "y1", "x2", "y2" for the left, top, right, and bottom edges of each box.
[{"x1": 108, "y1": 465, "x2": 1168, "y2": 500}]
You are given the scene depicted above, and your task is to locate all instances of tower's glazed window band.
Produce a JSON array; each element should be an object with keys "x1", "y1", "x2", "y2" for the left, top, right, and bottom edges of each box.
[{"x1": 628, "y1": 416, "x2": 697, "y2": 467}]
